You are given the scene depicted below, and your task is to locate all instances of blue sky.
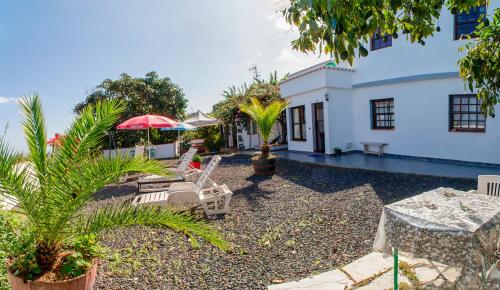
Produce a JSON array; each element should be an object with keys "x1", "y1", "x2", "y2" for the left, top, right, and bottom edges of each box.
[{"x1": 0, "y1": 0, "x2": 326, "y2": 151}]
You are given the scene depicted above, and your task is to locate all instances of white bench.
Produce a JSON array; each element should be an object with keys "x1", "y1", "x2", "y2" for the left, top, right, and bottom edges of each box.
[{"x1": 360, "y1": 142, "x2": 387, "y2": 156}]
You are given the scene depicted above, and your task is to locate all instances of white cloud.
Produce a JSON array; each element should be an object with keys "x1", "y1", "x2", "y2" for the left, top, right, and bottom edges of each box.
[
  {"x1": 274, "y1": 17, "x2": 291, "y2": 32},
  {"x1": 245, "y1": 59, "x2": 255, "y2": 67},
  {"x1": 0, "y1": 96, "x2": 19, "y2": 105},
  {"x1": 266, "y1": 14, "x2": 276, "y2": 20},
  {"x1": 275, "y1": 49, "x2": 303, "y2": 65}
]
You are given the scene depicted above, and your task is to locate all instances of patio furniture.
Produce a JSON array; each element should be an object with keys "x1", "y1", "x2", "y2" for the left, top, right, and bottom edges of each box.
[
  {"x1": 373, "y1": 187, "x2": 500, "y2": 288},
  {"x1": 134, "y1": 145, "x2": 145, "y2": 158},
  {"x1": 0, "y1": 162, "x2": 38, "y2": 210},
  {"x1": 477, "y1": 175, "x2": 500, "y2": 197},
  {"x1": 136, "y1": 147, "x2": 199, "y2": 194},
  {"x1": 132, "y1": 155, "x2": 232, "y2": 215},
  {"x1": 360, "y1": 142, "x2": 387, "y2": 156},
  {"x1": 190, "y1": 138, "x2": 205, "y2": 154}
]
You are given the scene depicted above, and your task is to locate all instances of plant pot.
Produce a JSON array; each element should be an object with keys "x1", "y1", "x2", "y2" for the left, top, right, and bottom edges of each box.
[
  {"x1": 190, "y1": 161, "x2": 201, "y2": 169},
  {"x1": 251, "y1": 155, "x2": 277, "y2": 176},
  {"x1": 8, "y1": 260, "x2": 98, "y2": 290}
]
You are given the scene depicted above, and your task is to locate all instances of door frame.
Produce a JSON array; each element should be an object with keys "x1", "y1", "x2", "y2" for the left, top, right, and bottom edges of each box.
[{"x1": 313, "y1": 102, "x2": 325, "y2": 153}]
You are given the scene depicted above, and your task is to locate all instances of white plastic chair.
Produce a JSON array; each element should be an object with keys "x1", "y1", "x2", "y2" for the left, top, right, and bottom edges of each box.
[
  {"x1": 477, "y1": 175, "x2": 500, "y2": 197},
  {"x1": 137, "y1": 147, "x2": 199, "y2": 187},
  {"x1": 134, "y1": 145, "x2": 145, "y2": 158},
  {"x1": 132, "y1": 155, "x2": 232, "y2": 215}
]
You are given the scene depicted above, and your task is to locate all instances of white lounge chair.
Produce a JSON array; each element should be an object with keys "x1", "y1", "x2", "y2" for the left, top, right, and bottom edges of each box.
[
  {"x1": 136, "y1": 147, "x2": 199, "y2": 193},
  {"x1": 477, "y1": 175, "x2": 500, "y2": 197},
  {"x1": 0, "y1": 162, "x2": 38, "y2": 211},
  {"x1": 132, "y1": 155, "x2": 233, "y2": 215}
]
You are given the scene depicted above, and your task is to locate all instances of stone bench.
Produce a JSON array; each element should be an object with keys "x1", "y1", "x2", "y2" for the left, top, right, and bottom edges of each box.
[{"x1": 360, "y1": 142, "x2": 387, "y2": 156}]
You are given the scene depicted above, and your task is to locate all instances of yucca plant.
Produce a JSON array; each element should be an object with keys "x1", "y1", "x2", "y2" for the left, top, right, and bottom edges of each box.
[
  {"x1": 0, "y1": 95, "x2": 227, "y2": 283},
  {"x1": 239, "y1": 98, "x2": 288, "y2": 158}
]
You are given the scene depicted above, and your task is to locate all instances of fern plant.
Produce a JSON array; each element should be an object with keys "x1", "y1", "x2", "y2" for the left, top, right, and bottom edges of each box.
[
  {"x1": 239, "y1": 98, "x2": 288, "y2": 158},
  {"x1": 0, "y1": 95, "x2": 227, "y2": 281}
]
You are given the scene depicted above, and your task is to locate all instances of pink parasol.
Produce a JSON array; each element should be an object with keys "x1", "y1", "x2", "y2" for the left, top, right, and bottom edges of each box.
[
  {"x1": 117, "y1": 115, "x2": 178, "y2": 130},
  {"x1": 116, "y1": 115, "x2": 178, "y2": 158}
]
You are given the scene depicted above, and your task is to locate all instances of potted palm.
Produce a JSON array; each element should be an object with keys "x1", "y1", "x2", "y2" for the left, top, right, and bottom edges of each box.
[
  {"x1": 239, "y1": 98, "x2": 288, "y2": 175},
  {"x1": 0, "y1": 95, "x2": 227, "y2": 290}
]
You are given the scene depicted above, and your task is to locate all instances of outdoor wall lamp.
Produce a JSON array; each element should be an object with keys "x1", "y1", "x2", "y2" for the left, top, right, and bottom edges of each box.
[{"x1": 325, "y1": 93, "x2": 329, "y2": 102}]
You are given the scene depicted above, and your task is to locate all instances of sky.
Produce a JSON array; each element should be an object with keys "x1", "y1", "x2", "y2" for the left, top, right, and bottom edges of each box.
[{"x1": 0, "y1": 0, "x2": 328, "y2": 152}]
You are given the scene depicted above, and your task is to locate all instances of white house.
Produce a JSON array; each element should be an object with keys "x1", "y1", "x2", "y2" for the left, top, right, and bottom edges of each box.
[{"x1": 281, "y1": 4, "x2": 500, "y2": 164}]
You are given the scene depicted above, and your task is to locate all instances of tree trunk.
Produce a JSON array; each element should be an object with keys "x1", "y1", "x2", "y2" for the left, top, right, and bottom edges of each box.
[
  {"x1": 36, "y1": 242, "x2": 61, "y2": 271},
  {"x1": 261, "y1": 143, "x2": 270, "y2": 158}
]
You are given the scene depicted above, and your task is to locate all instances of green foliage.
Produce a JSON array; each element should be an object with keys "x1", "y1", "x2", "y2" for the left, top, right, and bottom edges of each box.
[
  {"x1": 459, "y1": 8, "x2": 500, "y2": 117},
  {"x1": 203, "y1": 127, "x2": 223, "y2": 151},
  {"x1": 283, "y1": 0, "x2": 484, "y2": 64},
  {"x1": 60, "y1": 252, "x2": 91, "y2": 278},
  {"x1": 239, "y1": 98, "x2": 288, "y2": 157},
  {"x1": 74, "y1": 72, "x2": 188, "y2": 148},
  {"x1": 0, "y1": 212, "x2": 37, "y2": 287},
  {"x1": 192, "y1": 155, "x2": 202, "y2": 162},
  {"x1": 0, "y1": 95, "x2": 227, "y2": 282}
]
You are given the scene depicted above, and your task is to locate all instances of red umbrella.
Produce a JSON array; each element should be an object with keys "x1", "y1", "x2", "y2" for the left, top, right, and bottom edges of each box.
[
  {"x1": 116, "y1": 115, "x2": 178, "y2": 158},
  {"x1": 47, "y1": 133, "x2": 65, "y2": 146},
  {"x1": 117, "y1": 115, "x2": 178, "y2": 130}
]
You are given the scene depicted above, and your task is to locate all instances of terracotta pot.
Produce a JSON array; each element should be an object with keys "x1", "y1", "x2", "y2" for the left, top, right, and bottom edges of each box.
[
  {"x1": 8, "y1": 260, "x2": 98, "y2": 290},
  {"x1": 190, "y1": 161, "x2": 201, "y2": 169},
  {"x1": 251, "y1": 155, "x2": 277, "y2": 176}
]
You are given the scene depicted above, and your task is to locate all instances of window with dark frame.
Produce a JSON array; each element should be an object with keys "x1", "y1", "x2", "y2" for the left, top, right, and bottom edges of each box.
[
  {"x1": 370, "y1": 32, "x2": 392, "y2": 51},
  {"x1": 449, "y1": 94, "x2": 486, "y2": 132},
  {"x1": 371, "y1": 98, "x2": 395, "y2": 129},
  {"x1": 291, "y1": 106, "x2": 306, "y2": 141},
  {"x1": 455, "y1": 5, "x2": 487, "y2": 40}
]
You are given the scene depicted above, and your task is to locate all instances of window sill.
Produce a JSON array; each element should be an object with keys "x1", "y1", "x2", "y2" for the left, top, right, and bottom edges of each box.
[
  {"x1": 371, "y1": 128, "x2": 395, "y2": 131},
  {"x1": 449, "y1": 129, "x2": 485, "y2": 133}
]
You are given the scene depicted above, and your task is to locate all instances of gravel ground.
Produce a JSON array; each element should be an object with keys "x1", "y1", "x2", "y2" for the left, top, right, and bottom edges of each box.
[{"x1": 91, "y1": 154, "x2": 475, "y2": 290}]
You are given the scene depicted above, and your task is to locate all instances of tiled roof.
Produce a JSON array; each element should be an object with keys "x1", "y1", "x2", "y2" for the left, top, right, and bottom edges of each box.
[{"x1": 281, "y1": 60, "x2": 355, "y2": 84}]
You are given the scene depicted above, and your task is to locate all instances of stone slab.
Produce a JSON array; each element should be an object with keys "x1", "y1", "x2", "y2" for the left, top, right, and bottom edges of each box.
[
  {"x1": 341, "y1": 252, "x2": 393, "y2": 283},
  {"x1": 268, "y1": 269, "x2": 352, "y2": 290},
  {"x1": 357, "y1": 271, "x2": 410, "y2": 290}
]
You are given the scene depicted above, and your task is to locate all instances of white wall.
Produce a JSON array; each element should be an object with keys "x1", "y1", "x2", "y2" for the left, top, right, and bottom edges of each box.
[
  {"x1": 352, "y1": 3, "x2": 500, "y2": 84},
  {"x1": 352, "y1": 77, "x2": 500, "y2": 164},
  {"x1": 286, "y1": 88, "x2": 330, "y2": 152},
  {"x1": 103, "y1": 142, "x2": 178, "y2": 159},
  {"x1": 326, "y1": 87, "x2": 354, "y2": 153}
]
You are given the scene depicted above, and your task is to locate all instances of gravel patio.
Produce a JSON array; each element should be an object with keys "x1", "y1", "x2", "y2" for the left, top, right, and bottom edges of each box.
[{"x1": 90, "y1": 154, "x2": 475, "y2": 289}]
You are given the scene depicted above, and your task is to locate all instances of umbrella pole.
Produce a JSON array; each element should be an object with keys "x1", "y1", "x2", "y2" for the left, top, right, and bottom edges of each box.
[{"x1": 147, "y1": 128, "x2": 151, "y2": 159}]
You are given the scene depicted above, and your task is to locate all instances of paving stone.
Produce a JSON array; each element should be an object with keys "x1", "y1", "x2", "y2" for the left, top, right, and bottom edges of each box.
[
  {"x1": 356, "y1": 271, "x2": 410, "y2": 290},
  {"x1": 342, "y1": 252, "x2": 393, "y2": 282},
  {"x1": 441, "y1": 266, "x2": 461, "y2": 282},
  {"x1": 268, "y1": 269, "x2": 352, "y2": 290},
  {"x1": 414, "y1": 266, "x2": 440, "y2": 283}
]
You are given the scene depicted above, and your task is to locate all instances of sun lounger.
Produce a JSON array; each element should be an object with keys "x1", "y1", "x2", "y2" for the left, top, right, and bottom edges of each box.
[
  {"x1": 132, "y1": 155, "x2": 233, "y2": 215},
  {"x1": 136, "y1": 147, "x2": 199, "y2": 193},
  {"x1": 0, "y1": 162, "x2": 38, "y2": 210}
]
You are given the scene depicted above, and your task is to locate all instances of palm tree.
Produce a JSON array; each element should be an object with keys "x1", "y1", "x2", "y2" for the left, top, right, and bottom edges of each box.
[
  {"x1": 239, "y1": 98, "x2": 288, "y2": 158},
  {"x1": 0, "y1": 95, "x2": 227, "y2": 281}
]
